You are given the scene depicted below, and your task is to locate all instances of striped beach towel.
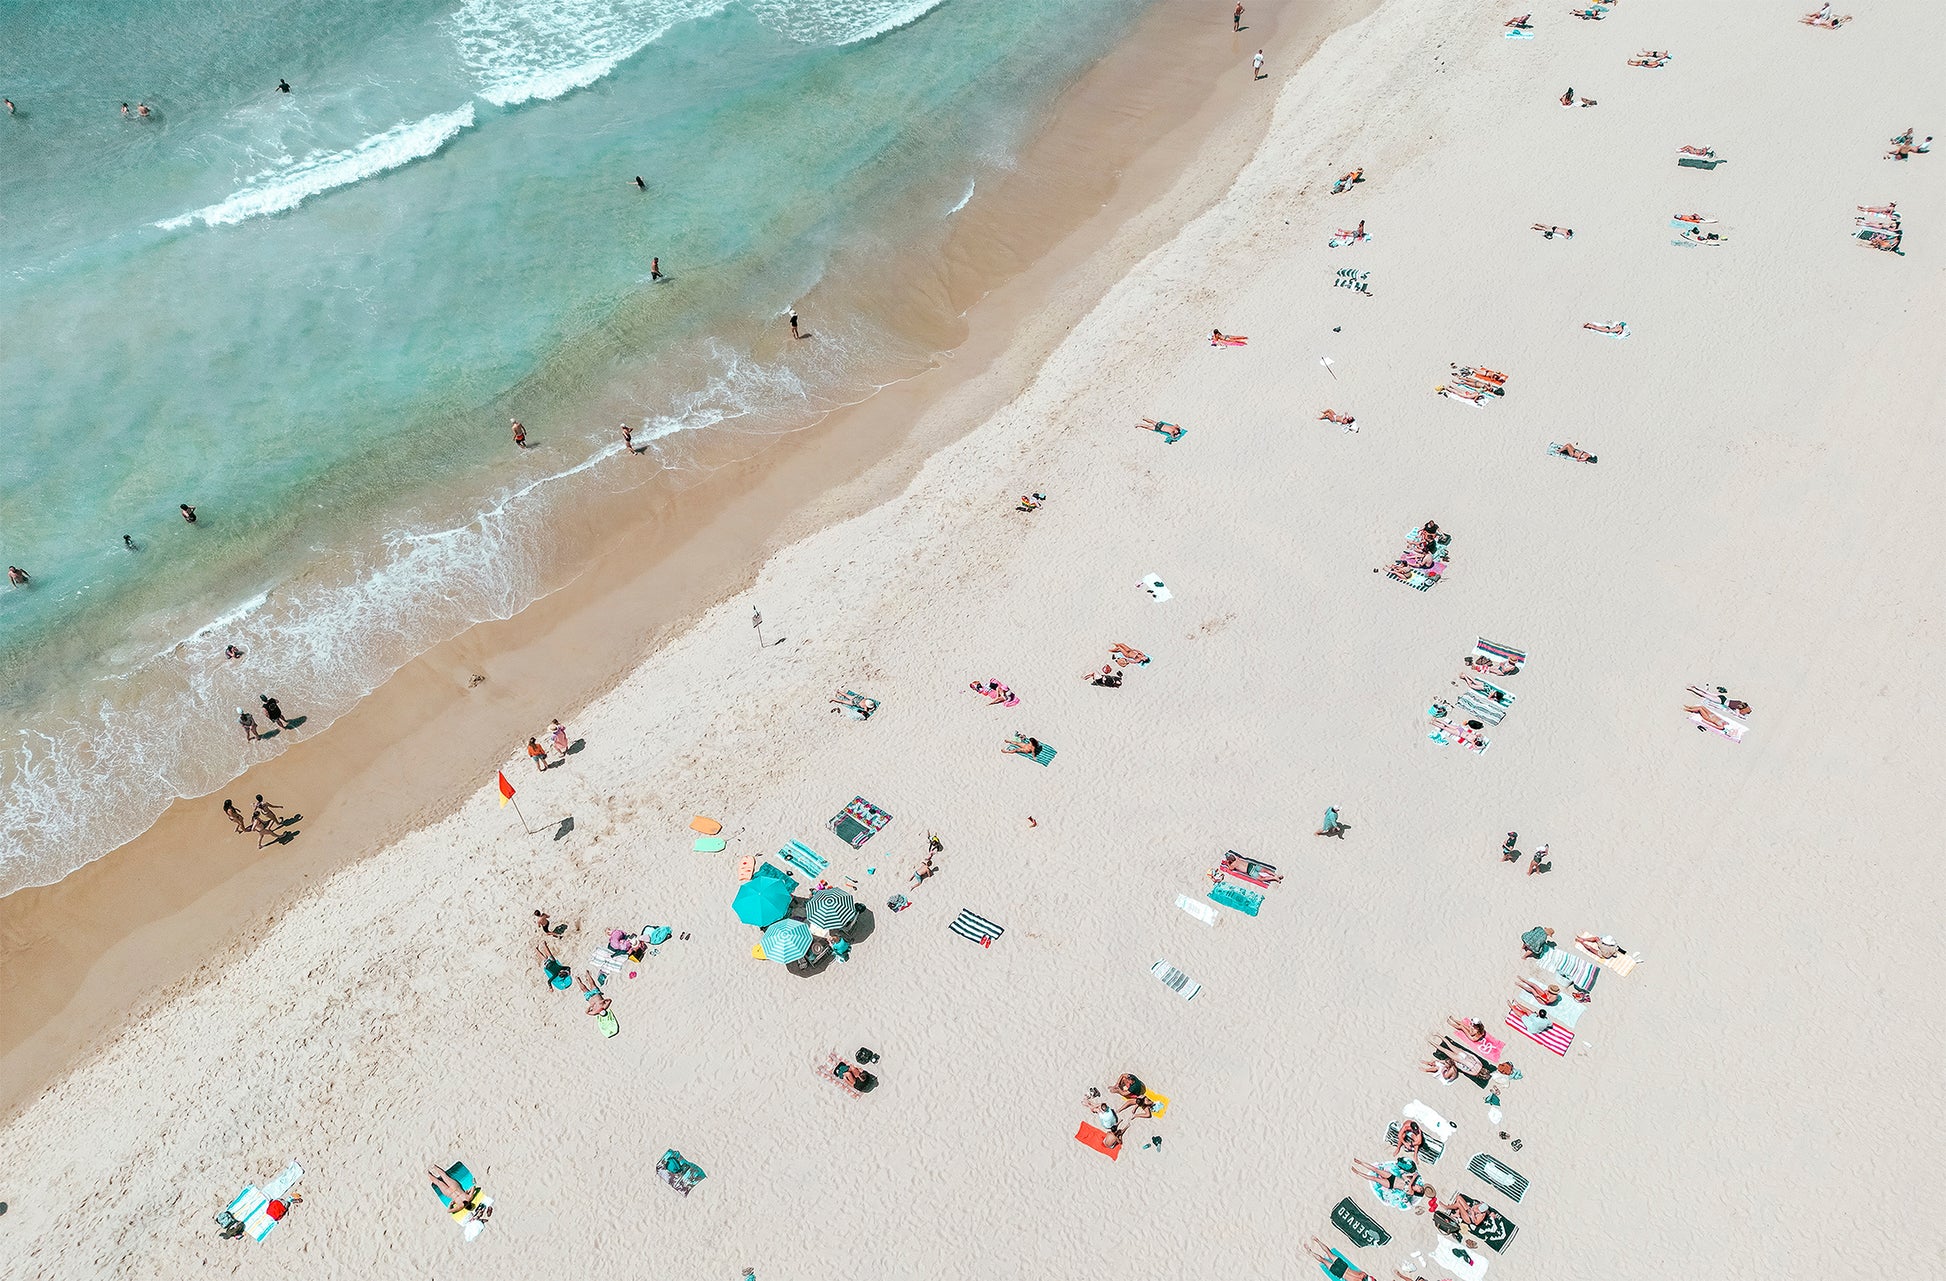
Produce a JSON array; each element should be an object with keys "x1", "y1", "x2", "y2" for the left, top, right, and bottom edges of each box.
[
  {"x1": 1535, "y1": 948, "x2": 1599, "y2": 994},
  {"x1": 1475, "y1": 638, "x2": 1526, "y2": 664},
  {"x1": 1456, "y1": 694, "x2": 1506, "y2": 724},
  {"x1": 1469, "y1": 1152, "x2": 1530, "y2": 1202},
  {"x1": 1506, "y1": 1009, "x2": 1573, "y2": 1056},
  {"x1": 948, "y1": 909, "x2": 1004, "y2": 947},
  {"x1": 781, "y1": 840, "x2": 827, "y2": 877},
  {"x1": 1151, "y1": 959, "x2": 1201, "y2": 1000}
]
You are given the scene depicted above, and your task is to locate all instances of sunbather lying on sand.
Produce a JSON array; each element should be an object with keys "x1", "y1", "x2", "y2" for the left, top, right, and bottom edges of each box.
[
  {"x1": 1628, "y1": 55, "x2": 1668, "y2": 67},
  {"x1": 1221, "y1": 852, "x2": 1282, "y2": 882},
  {"x1": 1434, "y1": 1038, "x2": 1488, "y2": 1077},
  {"x1": 1002, "y1": 733, "x2": 1043, "y2": 757},
  {"x1": 577, "y1": 974, "x2": 612, "y2": 1017},
  {"x1": 1505, "y1": 13, "x2": 1532, "y2": 27},
  {"x1": 1210, "y1": 329, "x2": 1247, "y2": 346},
  {"x1": 1110, "y1": 643, "x2": 1148, "y2": 666},
  {"x1": 1464, "y1": 654, "x2": 1521, "y2": 676},
  {"x1": 1420, "y1": 1054, "x2": 1460, "y2": 1081},
  {"x1": 1137, "y1": 417, "x2": 1186, "y2": 441},
  {"x1": 1554, "y1": 442, "x2": 1596, "y2": 462},
  {"x1": 1016, "y1": 491, "x2": 1045, "y2": 511},
  {"x1": 1449, "y1": 1015, "x2": 1488, "y2": 1043},
  {"x1": 1319, "y1": 409, "x2": 1356, "y2": 426},
  {"x1": 428, "y1": 1166, "x2": 490, "y2": 1220},
  {"x1": 970, "y1": 680, "x2": 1013, "y2": 705},
  {"x1": 1516, "y1": 977, "x2": 1563, "y2": 1006},
  {"x1": 831, "y1": 690, "x2": 879, "y2": 714},
  {"x1": 1678, "y1": 144, "x2": 1715, "y2": 156},
  {"x1": 1330, "y1": 168, "x2": 1363, "y2": 193},
  {"x1": 1302, "y1": 1237, "x2": 1378, "y2": 1279},
  {"x1": 1436, "y1": 383, "x2": 1485, "y2": 403},
  {"x1": 1568, "y1": 7, "x2": 1606, "y2": 21},
  {"x1": 1686, "y1": 703, "x2": 1731, "y2": 731},
  {"x1": 1886, "y1": 137, "x2": 1932, "y2": 159},
  {"x1": 1582, "y1": 321, "x2": 1627, "y2": 334},
  {"x1": 1352, "y1": 1156, "x2": 1430, "y2": 1199},
  {"x1": 1531, "y1": 223, "x2": 1574, "y2": 238},
  {"x1": 1577, "y1": 933, "x2": 1629, "y2": 958}
]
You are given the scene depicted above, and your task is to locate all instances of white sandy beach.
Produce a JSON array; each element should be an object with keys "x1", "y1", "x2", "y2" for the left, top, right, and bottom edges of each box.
[{"x1": 3, "y1": 0, "x2": 1944, "y2": 1277}]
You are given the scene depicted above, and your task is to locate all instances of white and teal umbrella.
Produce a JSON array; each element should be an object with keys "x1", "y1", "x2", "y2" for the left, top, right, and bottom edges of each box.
[
  {"x1": 805, "y1": 888, "x2": 858, "y2": 933},
  {"x1": 761, "y1": 918, "x2": 813, "y2": 964}
]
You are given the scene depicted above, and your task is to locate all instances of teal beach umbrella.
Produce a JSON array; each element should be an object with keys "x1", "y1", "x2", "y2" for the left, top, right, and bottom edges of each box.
[
  {"x1": 733, "y1": 877, "x2": 793, "y2": 927},
  {"x1": 761, "y1": 918, "x2": 813, "y2": 964}
]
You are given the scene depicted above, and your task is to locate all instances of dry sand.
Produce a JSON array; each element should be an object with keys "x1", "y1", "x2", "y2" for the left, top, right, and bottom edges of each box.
[{"x1": 3, "y1": 0, "x2": 1945, "y2": 1277}]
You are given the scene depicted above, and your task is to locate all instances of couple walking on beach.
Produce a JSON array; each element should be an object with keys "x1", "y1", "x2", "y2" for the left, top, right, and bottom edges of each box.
[
  {"x1": 222, "y1": 794, "x2": 290, "y2": 848},
  {"x1": 526, "y1": 718, "x2": 574, "y2": 770}
]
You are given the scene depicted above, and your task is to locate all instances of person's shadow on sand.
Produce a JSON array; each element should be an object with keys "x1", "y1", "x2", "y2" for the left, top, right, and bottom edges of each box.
[{"x1": 566, "y1": 739, "x2": 587, "y2": 756}]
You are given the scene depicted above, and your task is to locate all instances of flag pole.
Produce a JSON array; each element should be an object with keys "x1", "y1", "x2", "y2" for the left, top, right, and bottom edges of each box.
[
  {"x1": 509, "y1": 794, "x2": 533, "y2": 836},
  {"x1": 753, "y1": 607, "x2": 764, "y2": 651}
]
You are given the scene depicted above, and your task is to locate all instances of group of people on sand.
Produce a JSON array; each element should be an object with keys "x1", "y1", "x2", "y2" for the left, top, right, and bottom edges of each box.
[
  {"x1": 524, "y1": 718, "x2": 574, "y2": 770},
  {"x1": 1627, "y1": 50, "x2": 1671, "y2": 68},
  {"x1": 1379, "y1": 520, "x2": 1450, "y2": 582},
  {"x1": 533, "y1": 941, "x2": 612, "y2": 1016},
  {"x1": 1885, "y1": 129, "x2": 1931, "y2": 161},
  {"x1": 1801, "y1": 3, "x2": 1848, "y2": 28},
  {"x1": 1498, "y1": 831, "x2": 1551, "y2": 876},
  {"x1": 221, "y1": 794, "x2": 290, "y2": 848},
  {"x1": 1084, "y1": 642, "x2": 1147, "y2": 687},
  {"x1": 1081, "y1": 1072, "x2": 1160, "y2": 1150}
]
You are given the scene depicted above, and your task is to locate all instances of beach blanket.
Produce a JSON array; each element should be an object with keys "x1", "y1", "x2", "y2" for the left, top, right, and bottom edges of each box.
[
  {"x1": 1503, "y1": 26, "x2": 1534, "y2": 37},
  {"x1": 1327, "y1": 230, "x2": 1373, "y2": 248},
  {"x1": 224, "y1": 1160, "x2": 305, "y2": 1243},
  {"x1": 1468, "y1": 1206, "x2": 1519, "y2": 1253},
  {"x1": 1386, "y1": 1120, "x2": 1444, "y2": 1163},
  {"x1": 1329, "y1": 1197, "x2": 1392, "y2": 1247},
  {"x1": 432, "y1": 1163, "x2": 492, "y2": 1241},
  {"x1": 1318, "y1": 1247, "x2": 1367, "y2": 1278},
  {"x1": 1370, "y1": 1159, "x2": 1422, "y2": 1211},
  {"x1": 1435, "y1": 1240, "x2": 1490, "y2": 1280},
  {"x1": 1474, "y1": 638, "x2": 1525, "y2": 664},
  {"x1": 1505, "y1": 1009, "x2": 1573, "y2": 1057},
  {"x1": 1140, "y1": 574, "x2": 1172, "y2": 601},
  {"x1": 1535, "y1": 947, "x2": 1598, "y2": 993},
  {"x1": 1207, "y1": 881, "x2": 1262, "y2": 916},
  {"x1": 1469, "y1": 1153, "x2": 1530, "y2": 1203},
  {"x1": 828, "y1": 796, "x2": 892, "y2": 848},
  {"x1": 587, "y1": 951, "x2": 624, "y2": 973},
  {"x1": 949, "y1": 909, "x2": 1005, "y2": 946},
  {"x1": 1676, "y1": 156, "x2": 1721, "y2": 169},
  {"x1": 1074, "y1": 1121, "x2": 1122, "y2": 1160},
  {"x1": 780, "y1": 841, "x2": 827, "y2": 877},
  {"x1": 656, "y1": 1150, "x2": 707, "y2": 1196},
  {"x1": 1151, "y1": 959, "x2": 1201, "y2": 1001},
  {"x1": 1456, "y1": 694, "x2": 1506, "y2": 725},
  {"x1": 1403, "y1": 1100, "x2": 1458, "y2": 1140},
  {"x1": 1175, "y1": 894, "x2": 1221, "y2": 926}
]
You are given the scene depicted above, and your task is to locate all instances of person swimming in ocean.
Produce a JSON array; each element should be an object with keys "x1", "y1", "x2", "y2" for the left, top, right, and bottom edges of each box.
[
  {"x1": 180, "y1": 503, "x2": 197, "y2": 523},
  {"x1": 633, "y1": 176, "x2": 645, "y2": 190}
]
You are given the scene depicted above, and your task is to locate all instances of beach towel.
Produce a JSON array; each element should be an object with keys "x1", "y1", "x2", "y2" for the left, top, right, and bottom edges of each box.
[
  {"x1": 1402, "y1": 1100, "x2": 1458, "y2": 1140},
  {"x1": 1676, "y1": 156, "x2": 1721, "y2": 169},
  {"x1": 1140, "y1": 574, "x2": 1172, "y2": 602},
  {"x1": 1505, "y1": 1009, "x2": 1573, "y2": 1056},
  {"x1": 1515, "y1": 995, "x2": 1585, "y2": 1030},
  {"x1": 949, "y1": 909, "x2": 1005, "y2": 946},
  {"x1": 828, "y1": 796, "x2": 893, "y2": 848},
  {"x1": 755, "y1": 859, "x2": 795, "y2": 883},
  {"x1": 1024, "y1": 742, "x2": 1057, "y2": 766},
  {"x1": 781, "y1": 841, "x2": 827, "y2": 877},
  {"x1": 1435, "y1": 1041, "x2": 1496, "y2": 1087},
  {"x1": 1370, "y1": 1159, "x2": 1422, "y2": 1210},
  {"x1": 225, "y1": 1160, "x2": 304, "y2": 1243},
  {"x1": 433, "y1": 1162, "x2": 492, "y2": 1240},
  {"x1": 1074, "y1": 1121, "x2": 1123, "y2": 1160},
  {"x1": 1141, "y1": 1089, "x2": 1170, "y2": 1118},
  {"x1": 1536, "y1": 948, "x2": 1598, "y2": 993},
  {"x1": 736, "y1": 856, "x2": 754, "y2": 882},
  {"x1": 1207, "y1": 881, "x2": 1262, "y2": 916},
  {"x1": 1386, "y1": 1120, "x2": 1444, "y2": 1163},
  {"x1": 1455, "y1": 694, "x2": 1506, "y2": 725},
  {"x1": 693, "y1": 836, "x2": 727, "y2": 853},
  {"x1": 1435, "y1": 1241, "x2": 1490, "y2": 1280},
  {"x1": 1467, "y1": 1033, "x2": 1505, "y2": 1063},
  {"x1": 1318, "y1": 1247, "x2": 1369, "y2": 1279},
  {"x1": 689, "y1": 816, "x2": 722, "y2": 835},
  {"x1": 1468, "y1": 1153, "x2": 1529, "y2": 1203},
  {"x1": 1474, "y1": 638, "x2": 1525, "y2": 665},
  {"x1": 1329, "y1": 1197, "x2": 1392, "y2": 1247},
  {"x1": 1222, "y1": 851, "x2": 1276, "y2": 887},
  {"x1": 1575, "y1": 940, "x2": 1640, "y2": 974},
  {"x1": 1503, "y1": 26, "x2": 1534, "y2": 37},
  {"x1": 1327, "y1": 230, "x2": 1373, "y2": 248},
  {"x1": 588, "y1": 951, "x2": 624, "y2": 973},
  {"x1": 1468, "y1": 1206, "x2": 1519, "y2": 1253},
  {"x1": 1151, "y1": 959, "x2": 1201, "y2": 1001},
  {"x1": 1175, "y1": 894, "x2": 1221, "y2": 926},
  {"x1": 657, "y1": 1150, "x2": 707, "y2": 1195}
]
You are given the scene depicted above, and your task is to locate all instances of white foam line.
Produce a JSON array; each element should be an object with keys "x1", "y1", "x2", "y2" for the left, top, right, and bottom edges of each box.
[
  {"x1": 947, "y1": 179, "x2": 975, "y2": 215},
  {"x1": 155, "y1": 105, "x2": 476, "y2": 231}
]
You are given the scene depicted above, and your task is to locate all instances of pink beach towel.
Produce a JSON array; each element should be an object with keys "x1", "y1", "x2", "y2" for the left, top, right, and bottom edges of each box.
[
  {"x1": 1506, "y1": 1010, "x2": 1573, "y2": 1057},
  {"x1": 1475, "y1": 1033, "x2": 1506, "y2": 1063}
]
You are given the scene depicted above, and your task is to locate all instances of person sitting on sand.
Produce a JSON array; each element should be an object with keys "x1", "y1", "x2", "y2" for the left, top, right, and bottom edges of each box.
[
  {"x1": 428, "y1": 1166, "x2": 486, "y2": 1213},
  {"x1": 1138, "y1": 417, "x2": 1185, "y2": 441},
  {"x1": 1520, "y1": 926, "x2": 1556, "y2": 959},
  {"x1": 1577, "y1": 932, "x2": 1628, "y2": 958},
  {"x1": 1300, "y1": 1237, "x2": 1378, "y2": 1280},
  {"x1": 1447, "y1": 1015, "x2": 1489, "y2": 1043},
  {"x1": 1112, "y1": 1073, "x2": 1154, "y2": 1115},
  {"x1": 909, "y1": 849, "x2": 938, "y2": 887},
  {"x1": 1003, "y1": 733, "x2": 1043, "y2": 757},
  {"x1": 1559, "y1": 87, "x2": 1575, "y2": 106},
  {"x1": 1393, "y1": 1118, "x2": 1425, "y2": 1159},
  {"x1": 1083, "y1": 1095, "x2": 1125, "y2": 1146},
  {"x1": 1420, "y1": 1053, "x2": 1460, "y2": 1081},
  {"x1": 1448, "y1": 1192, "x2": 1493, "y2": 1229},
  {"x1": 1085, "y1": 665, "x2": 1123, "y2": 687},
  {"x1": 577, "y1": 973, "x2": 611, "y2": 1017}
]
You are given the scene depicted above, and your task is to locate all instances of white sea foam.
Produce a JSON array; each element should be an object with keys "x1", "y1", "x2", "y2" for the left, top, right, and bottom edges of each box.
[
  {"x1": 452, "y1": 0, "x2": 728, "y2": 107},
  {"x1": 744, "y1": 0, "x2": 948, "y2": 46},
  {"x1": 947, "y1": 179, "x2": 975, "y2": 215},
  {"x1": 155, "y1": 106, "x2": 477, "y2": 231}
]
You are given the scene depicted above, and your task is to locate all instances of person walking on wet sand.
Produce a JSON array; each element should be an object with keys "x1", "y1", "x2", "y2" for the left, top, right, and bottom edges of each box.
[
  {"x1": 222, "y1": 799, "x2": 249, "y2": 833},
  {"x1": 253, "y1": 794, "x2": 284, "y2": 827},
  {"x1": 260, "y1": 693, "x2": 290, "y2": 730},
  {"x1": 527, "y1": 737, "x2": 549, "y2": 771},
  {"x1": 788, "y1": 307, "x2": 799, "y2": 340},
  {"x1": 1253, "y1": 49, "x2": 1265, "y2": 80},
  {"x1": 620, "y1": 421, "x2": 634, "y2": 452},
  {"x1": 510, "y1": 419, "x2": 527, "y2": 448},
  {"x1": 238, "y1": 708, "x2": 260, "y2": 742}
]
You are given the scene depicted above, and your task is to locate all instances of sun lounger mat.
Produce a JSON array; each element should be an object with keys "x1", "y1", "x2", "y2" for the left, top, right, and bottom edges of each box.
[
  {"x1": 1468, "y1": 1153, "x2": 1529, "y2": 1202},
  {"x1": 1329, "y1": 1196, "x2": 1392, "y2": 1247}
]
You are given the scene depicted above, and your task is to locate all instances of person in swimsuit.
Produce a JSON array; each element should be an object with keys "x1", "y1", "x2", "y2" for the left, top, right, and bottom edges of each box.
[
  {"x1": 277, "y1": 79, "x2": 290, "y2": 93},
  {"x1": 1110, "y1": 643, "x2": 1147, "y2": 666},
  {"x1": 1576, "y1": 933, "x2": 1626, "y2": 958},
  {"x1": 650, "y1": 257, "x2": 661, "y2": 281},
  {"x1": 259, "y1": 694, "x2": 289, "y2": 729},
  {"x1": 634, "y1": 176, "x2": 645, "y2": 190},
  {"x1": 252, "y1": 794, "x2": 284, "y2": 827},
  {"x1": 237, "y1": 709, "x2": 260, "y2": 742},
  {"x1": 427, "y1": 1166, "x2": 489, "y2": 1223},
  {"x1": 1420, "y1": 1054, "x2": 1459, "y2": 1081},
  {"x1": 1112, "y1": 1073, "x2": 1153, "y2": 1115},
  {"x1": 577, "y1": 973, "x2": 611, "y2": 1016},
  {"x1": 510, "y1": 419, "x2": 527, "y2": 448},
  {"x1": 1447, "y1": 1015, "x2": 1488, "y2": 1043},
  {"x1": 1002, "y1": 733, "x2": 1042, "y2": 757},
  {"x1": 222, "y1": 799, "x2": 249, "y2": 833},
  {"x1": 621, "y1": 422, "x2": 634, "y2": 451},
  {"x1": 1301, "y1": 1237, "x2": 1376, "y2": 1280},
  {"x1": 1221, "y1": 853, "x2": 1282, "y2": 882},
  {"x1": 180, "y1": 504, "x2": 198, "y2": 523},
  {"x1": 224, "y1": 644, "x2": 243, "y2": 660},
  {"x1": 6, "y1": 566, "x2": 27, "y2": 586}
]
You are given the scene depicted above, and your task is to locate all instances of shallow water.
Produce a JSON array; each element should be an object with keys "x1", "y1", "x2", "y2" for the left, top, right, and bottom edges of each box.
[{"x1": 0, "y1": 0, "x2": 1148, "y2": 893}]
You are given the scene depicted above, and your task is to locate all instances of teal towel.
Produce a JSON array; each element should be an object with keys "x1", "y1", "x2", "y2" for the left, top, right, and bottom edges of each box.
[{"x1": 1209, "y1": 882, "x2": 1262, "y2": 916}]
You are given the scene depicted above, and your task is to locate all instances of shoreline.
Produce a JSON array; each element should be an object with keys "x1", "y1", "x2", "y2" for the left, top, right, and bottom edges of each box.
[{"x1": 0, "y1": 0, "x2": 1364, "y2": 1121}]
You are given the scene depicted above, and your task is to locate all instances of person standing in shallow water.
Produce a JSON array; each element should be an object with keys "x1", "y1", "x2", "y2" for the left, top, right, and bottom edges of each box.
[
  {"x1": 650, "y1": 256, "x2": 662, "y2": 281},
  {"x1": 633, "y1": 176, "x2": 645, "y2": 190},
  {"x1": 788, "y1": 308, "x2": 799, "y2": 340},
  {"x1": 180, "y1": 503, "x2": 197, "y2": 523},
  {"x1": 510, "y1": 419, "x2": 527, "y2": 448}
]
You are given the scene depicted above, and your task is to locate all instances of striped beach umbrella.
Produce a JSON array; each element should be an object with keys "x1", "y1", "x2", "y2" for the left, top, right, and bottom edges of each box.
[
  {"x1": 761, "y1": 918, "x2": 813, "y2": 965},
  {"x1": 732, "y1": 877, "x2": 793, "y2": 928},
  {"x1": 805, "y1": 888, "x2": 858, "y2": 933}
]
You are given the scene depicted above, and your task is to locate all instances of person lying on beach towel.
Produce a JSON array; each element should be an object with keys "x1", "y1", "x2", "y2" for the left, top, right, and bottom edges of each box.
[
  {"x1": 1582, "y1": 321, "x2": 1627, "y2": 335},
  {"x1": 1002, "y1": 733, "x2": 1043, "y2": 757},
  {"x1": 1628, "y1": 52, "x2": 1670, "y2": 67},
  {"x1": 830, "y1": 690, "x2": 879, "y2": 718},
  {"x1": 1393, "y1": 1118, "x2": 1426, "y2": 1159},
  {"x1": 1319, "y1": 409, "x2": 1357, "y2": 431},
  {"x1": 1886, "y1": 136, "x2": 1932, "y2": 160},
  {"x1": 1576, "y1": 932, "x2": 1631, "y2": 958},
  {"x1": 1210, "y1": 330, "x2": 1248, "y2": 346},
  {"x1": 1136, "y1": 417, "x2": 1186, "y2": 441},
  {"x1": 1464, "y1": 654, "x2": 1520, "y2": 676},
  {"x1": 428, "y1": 1167, "x2": 491, "y2": 1224},
  {"x1": 1505, "y1": 13, "x2": 1532, "y2": 27},
  {"x1": 1351, "y1": 1156, "x2": 1431, "y2": 1201},
  {"x1": 1220, "y1": 852, "x2": 1282, "y2": 882},
  {"x1": 1110, "y1": 643, "x2": 1148, "y2": 667},
  {"x1": 1531, "y1": 223, "x2": 1574, "y2": 239},
  {"x1": 1686, "y1": 703, "x2": 1733, "y2": 732},
  {"x1": 577, "y1": 973, "x2": 612, "y2": 1017},
  {"x1": 1330, "y1": 168, "x2": 1363, "y2": 193},
  {"x1": 1552, "y1": 442, "x2": 1596, "y2": 462},
  {"x1": 970, "y1": 680, "x2": 1015, "y2": 705},
  {"x1": 1300, "y1": 1237, "x2": 1379, "y2": 1280}
]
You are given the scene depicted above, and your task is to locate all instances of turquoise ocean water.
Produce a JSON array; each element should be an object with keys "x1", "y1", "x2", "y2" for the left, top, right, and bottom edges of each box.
[{"x1": 0, "y1": 0, "x2": 1146, "y2": 894}]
